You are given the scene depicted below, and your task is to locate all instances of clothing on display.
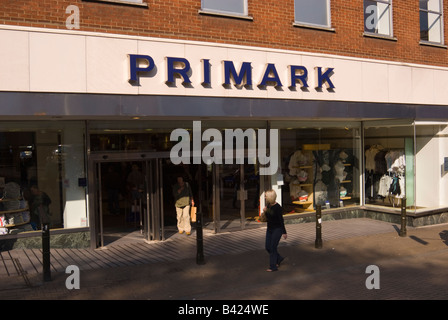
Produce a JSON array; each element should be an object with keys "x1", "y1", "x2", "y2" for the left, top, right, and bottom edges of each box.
[
  {"x1": 385, "y1": 150, "x2": 406, "y2": 174},
  {"x1": 365, "y1": 144, "x2": 384, "y2": 172},
  {"x1": 288, "y1": 150, "x2": 311, "y2": 176},
  {"x1": 297, "y1": 169, "x2": 308, "y2": 182},
  {"x1": 365, "y1": 145, "x2": 406, "y2": 204},
  {"x1": 0, "y1": 182, "x2": 32, "y2": 234},
  {"x1": 288, "y1": 147, "x2": 354, "y2": 209}
]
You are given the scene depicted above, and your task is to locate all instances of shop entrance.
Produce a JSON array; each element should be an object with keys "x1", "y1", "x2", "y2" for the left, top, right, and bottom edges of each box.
[
  {"x1": 90, "y1": 152, "x2": 169, "y2": 247},
  {"x1": 212, "y1": 162, "x2": 263, "y2": 233}
]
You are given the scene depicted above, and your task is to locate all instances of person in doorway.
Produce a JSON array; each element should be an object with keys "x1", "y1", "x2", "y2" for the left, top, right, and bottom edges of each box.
[
  {"x1": 263, "y1": 189, "x2": 287, "y2": 272},
  {"x1": 172, "y1": 175, "x2": 194, "y2": 235}
]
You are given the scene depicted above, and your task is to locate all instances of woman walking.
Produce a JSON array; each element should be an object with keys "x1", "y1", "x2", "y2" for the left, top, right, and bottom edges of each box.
[{"x1": 263, "y1": 189, "x2": 287, "y2": 272}]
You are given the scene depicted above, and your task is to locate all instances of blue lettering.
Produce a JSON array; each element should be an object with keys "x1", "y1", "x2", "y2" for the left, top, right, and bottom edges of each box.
[
  {"x1": 166, "y1": 57, "x2": 192, "y2": 85},
  {"x1": 223, "y1": 61, "x2": 252, "y2": 87},
  {"x1": 202, "y1": 59, "x2": 211, "y2": 86},
  {"x1": 316, "y1": 67, "x2": 335, "y2": 89},
  {"x1": 128, "y1": 54, "x2": 155, "y2": 83},
  {"x1": 259, "y1": 63, "x2": 282, "y2": 87},
  {"x1": 127, "y1": 53, "x2": 335, "y2": 91},
  {"x1": 289, "y1": 65, "x2": 309, "y2": 88}
]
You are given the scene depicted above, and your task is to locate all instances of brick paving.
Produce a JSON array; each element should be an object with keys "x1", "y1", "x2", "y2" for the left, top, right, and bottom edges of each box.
[
  {"x1": 1, "y1": 218, "x2": 447, "y2": 300},
  {"x1": 1, "y1": 218, "x2": 396, "y2": 276}
]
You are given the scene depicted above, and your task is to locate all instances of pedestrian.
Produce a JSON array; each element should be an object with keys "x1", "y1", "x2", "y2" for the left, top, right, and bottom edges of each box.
[
  {"x1": 172, "y1": 175, "x2": 194, "y2": 235},
  {"x1": 263, "y1": 189, "x2": 287, "y2": 272}
]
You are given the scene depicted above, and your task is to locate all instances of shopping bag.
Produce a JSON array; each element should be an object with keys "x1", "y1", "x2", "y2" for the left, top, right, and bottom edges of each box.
[{"x1": 190, "y1": 206, "x2": 197, "y2": 222}]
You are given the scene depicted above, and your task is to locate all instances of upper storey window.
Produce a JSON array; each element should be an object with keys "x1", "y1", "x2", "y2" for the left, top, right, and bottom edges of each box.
[
  {"x1": 420, "y1": 0, "x2": 444, "y2": 44},
  {"x1": 364, "y1": 0, "x2": 393, "y2": 37},
  {"x1": 84, "y1": 0, "x2": 147, "y2": 6},
  {"x1": 201, "y1": 0, "x2": 248, "y2": 17},
  {"x1": 294, "y1": 0, "x2": 331, "y2": 28}
]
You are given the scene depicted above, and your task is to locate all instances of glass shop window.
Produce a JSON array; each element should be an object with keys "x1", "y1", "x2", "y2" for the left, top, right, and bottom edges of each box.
[
  {"x1": 364, "y1": 121, "x2": 414, "y2": 210},
  {"x1": 272, "y1": 121, "x2": 362, "y2": 214},
  {"x1": 0, "y1": 122, "x2": 86, "y2": 236}
]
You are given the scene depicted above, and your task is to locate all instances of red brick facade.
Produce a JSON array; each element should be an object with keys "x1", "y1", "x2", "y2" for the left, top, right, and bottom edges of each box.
[{"x1": 1, "y1": 0, "x2": 447, "y2": 67}]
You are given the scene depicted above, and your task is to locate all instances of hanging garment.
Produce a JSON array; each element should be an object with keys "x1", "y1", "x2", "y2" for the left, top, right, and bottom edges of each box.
[
  {"x1": 396, "y1": 175, "x2": 406, "y2": 199},
  {"x1": 378, "y1": 175, "x2": 392, "y2": 197},
  {"x1": 365, "y1": 145, "x2": 384, "y2": 172},
  {"x1": 374, "y1": 149, "x2": 388, "y2": 174},
  {"x1": 385, "y1": 150, "x2": 406, "y2": 174},
  {"x1": 389, "y1": 176, "x2": 401, "y2": 196}
]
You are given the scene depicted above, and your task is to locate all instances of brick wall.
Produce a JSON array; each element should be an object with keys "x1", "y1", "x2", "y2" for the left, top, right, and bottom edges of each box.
[{"x1": 1, "y1": 0, "x2": 447, "y2": 67}]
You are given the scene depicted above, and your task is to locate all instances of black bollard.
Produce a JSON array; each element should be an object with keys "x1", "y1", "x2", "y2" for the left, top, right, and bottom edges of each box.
[
  {"x1": 42, "y1": 223, "x2": 51, "y2": 281},
  {"x1": 196, "y1": 210, "x2": 205, "y2": 265},
  {"x1": 400, "y1": 198, "x2": 407, "y2": 237},
  {"x1": 315, "y1": 205, "x2": 323, "y2": 249}
]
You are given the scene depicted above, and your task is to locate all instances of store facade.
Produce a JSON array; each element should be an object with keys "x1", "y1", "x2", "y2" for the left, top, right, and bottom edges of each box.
[{"x1": 1, "y1": 25, "x2": 448, "y2": 249}]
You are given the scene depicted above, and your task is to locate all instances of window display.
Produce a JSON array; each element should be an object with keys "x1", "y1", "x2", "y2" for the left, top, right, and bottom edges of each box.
[
  {"x1": 288, "y1": 145, "x2": 355, "y2": 211},
  {"x1": 0, "y1": 182, "x2": 31, "y2": 234},
  {"x1": 365, "y1": 145, "x2": 406, "y2": 206},
  {"x1": 0, "y1": 121, "x2": 86, "y2": 236},
  {"x1": 274, "y1": 121, "x2": 361, "y2": 214},
  {"x1": 364, "y1": 121, "x2": 414, "y2": 209}
]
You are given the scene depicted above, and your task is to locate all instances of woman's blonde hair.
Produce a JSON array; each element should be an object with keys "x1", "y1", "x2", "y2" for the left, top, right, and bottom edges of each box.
[{"x1": 265, "y1": 189, "x2": 277, "y2": 206}]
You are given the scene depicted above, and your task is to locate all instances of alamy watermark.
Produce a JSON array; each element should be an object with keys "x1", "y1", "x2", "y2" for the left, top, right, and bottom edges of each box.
[
  {"x1": 65, "y1": 265, "x2": 80, "y2": 290},
  {"x1": 365, "y1": 5, "x2": 379, "y2": 31},
  {"x1": 365, "y1": 265, "x2": 380, "y2": 290},
  {"x1": 65, "y1": 5, "x2": 80, "y2": 30},
  {"x1": 170, "y1": 121, "x2": 279, "y2": 175}
]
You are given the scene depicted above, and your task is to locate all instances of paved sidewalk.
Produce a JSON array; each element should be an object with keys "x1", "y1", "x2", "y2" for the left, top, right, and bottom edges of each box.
[{"x1": 1, "y1": 218, "x2": 448, "y2": 300}]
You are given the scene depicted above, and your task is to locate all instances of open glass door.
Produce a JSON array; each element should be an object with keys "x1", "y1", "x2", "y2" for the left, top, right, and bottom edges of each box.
[
  {"x1": 213, "y1": 161, "x2": 260, "y2": 232},
  {"x1": 90, "y1": 153, "x2": 167, "y2": 247},
  {"x1": 144, "y1": 158, "x2": 164, "y2": 241}
]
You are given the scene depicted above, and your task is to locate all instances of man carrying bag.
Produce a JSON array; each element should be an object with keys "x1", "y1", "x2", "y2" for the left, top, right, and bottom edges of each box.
[{"x1": 173, "y1": 176, "x2": 194, "y2": 235}]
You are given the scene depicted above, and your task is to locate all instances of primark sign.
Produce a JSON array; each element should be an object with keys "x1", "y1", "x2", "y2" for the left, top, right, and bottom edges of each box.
[{"x1": 128, "y1": 54, "x2": 335, "y2": 90}]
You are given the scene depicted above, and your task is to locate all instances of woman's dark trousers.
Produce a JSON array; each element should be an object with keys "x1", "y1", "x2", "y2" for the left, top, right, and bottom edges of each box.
[{"x1": 265, "y1": 227, "x2": 283, "y2": 271}]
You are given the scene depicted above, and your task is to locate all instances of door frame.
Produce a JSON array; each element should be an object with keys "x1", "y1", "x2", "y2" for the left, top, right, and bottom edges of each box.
[
  {"x1": 88, "y1": 151, "x2": 169, "y2": 248},
  {"x1": 212, "y1": 162, "x2": 264, "y2": 233}
]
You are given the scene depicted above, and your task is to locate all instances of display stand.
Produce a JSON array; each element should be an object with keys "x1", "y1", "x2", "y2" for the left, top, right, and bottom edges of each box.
[
  {"x1": 289, "y1": 144, "x2": 354, "y2": 212},
  {"x1": 0, "y1": 199, "x2": 31, "y2": 234},
  {"x1": 291, "y1": 163, "x2": 314, "y2": 212}
]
